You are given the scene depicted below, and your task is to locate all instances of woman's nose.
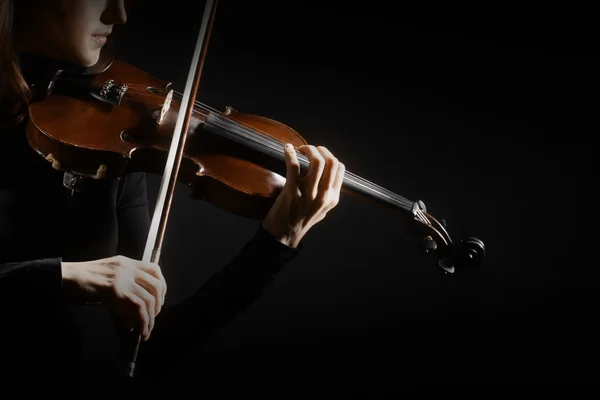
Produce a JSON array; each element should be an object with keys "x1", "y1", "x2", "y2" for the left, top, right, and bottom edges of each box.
[{"x1": 103, "y1": 0, "x2": 128, "y2": 25}]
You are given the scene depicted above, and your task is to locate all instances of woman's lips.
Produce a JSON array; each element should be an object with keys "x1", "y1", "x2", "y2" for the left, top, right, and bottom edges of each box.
[{"x1": 91, "y1": 35, "x2": 108, "y2": 45}]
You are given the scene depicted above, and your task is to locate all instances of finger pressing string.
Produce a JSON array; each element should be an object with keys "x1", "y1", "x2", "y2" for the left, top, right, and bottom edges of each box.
[
  {"x1": 316, "y1": 146, "x2": 339, "y2": 190},
  {"x1": 297, "y1": 145, "x2": 325, "y2": 199},
  {"x1": 284, "y1": 143, "x2": 301, "y2": 187},
  {"x1": 333, "y1": 162, "x2": 346, "y2": 193}
]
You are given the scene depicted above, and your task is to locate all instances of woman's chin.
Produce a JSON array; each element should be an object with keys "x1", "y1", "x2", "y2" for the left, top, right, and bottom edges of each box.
[
  {"x1": 80, "y1": 52, "x2": 101, "y2": 68},
  {"x1": 69, "y1": 49, "x2": 101, "y2": 68}
]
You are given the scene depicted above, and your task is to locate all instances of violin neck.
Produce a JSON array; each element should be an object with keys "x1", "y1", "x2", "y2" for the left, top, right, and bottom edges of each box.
[{"x1": 203, "y1": 112, "x2": 416, "y2": 214}]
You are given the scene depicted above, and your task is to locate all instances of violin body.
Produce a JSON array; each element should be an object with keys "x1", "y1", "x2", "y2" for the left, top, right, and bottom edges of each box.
[
  {"x1": 25, "y1": 57, "x2": 485, "y2": 274},
  {"x1": 26, "y1": 60, "x2": 307, "y2": 219}
]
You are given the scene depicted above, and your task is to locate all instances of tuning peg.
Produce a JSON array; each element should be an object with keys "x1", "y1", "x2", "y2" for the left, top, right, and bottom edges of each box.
[
  {"x1": 421, "y1": 236, "x2": 437, "y2": 253},
  {"x1": 456, "y1": 237, "x2": 486, "y2": 269},
  {"x1": 437, "y1": 236, "x2": 486, "y2": 274}
]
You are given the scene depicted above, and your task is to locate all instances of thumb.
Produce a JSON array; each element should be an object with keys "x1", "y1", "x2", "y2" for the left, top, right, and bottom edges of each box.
[{"x1": 284, "y1": 143, "x2": 300, "y2": 188}]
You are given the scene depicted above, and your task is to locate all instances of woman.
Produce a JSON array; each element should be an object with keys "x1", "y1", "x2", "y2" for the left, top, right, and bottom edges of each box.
[{"x1": 0, "y1": 0, "x2": 345, "y2": 394}]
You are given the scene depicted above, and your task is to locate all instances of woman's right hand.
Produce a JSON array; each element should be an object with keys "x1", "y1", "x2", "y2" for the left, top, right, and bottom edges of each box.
[{"x1": 61, "y1": 255, "x2": 167, "y2": 341}]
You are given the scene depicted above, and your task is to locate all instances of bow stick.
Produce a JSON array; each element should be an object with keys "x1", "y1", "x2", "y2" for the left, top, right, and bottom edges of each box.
[{"x1": 126, "y1": 0, "x2": 220, "y2": 378}]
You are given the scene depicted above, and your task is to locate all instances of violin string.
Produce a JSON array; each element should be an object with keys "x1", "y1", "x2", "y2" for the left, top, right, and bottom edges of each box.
[
  {"x1": 126, "y1": 88, "x2": 415, "y2": 210},
  {"x1": 170, "y1": 91, "x2": 415, "y2": 210},
  {"x1": 200, "y1": 110, "x2": 416, "y2": 211},
  {"x1": 131, "y1": 88, "x2": 415, "y2": 210}
]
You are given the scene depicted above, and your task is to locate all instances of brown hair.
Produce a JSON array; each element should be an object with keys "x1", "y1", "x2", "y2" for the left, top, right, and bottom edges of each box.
[{"x1": 0, "y1": 0, "x2": 31, "y2": 127}]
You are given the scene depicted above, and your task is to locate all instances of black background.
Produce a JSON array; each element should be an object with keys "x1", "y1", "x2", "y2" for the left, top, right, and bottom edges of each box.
[{"x1": 99, "y1": 1, "x2": 594, "y2": 390}]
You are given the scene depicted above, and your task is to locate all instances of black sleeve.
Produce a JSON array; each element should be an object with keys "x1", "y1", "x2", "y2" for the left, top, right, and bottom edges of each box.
[
  {"x1": 133, "y1": 224, "x2": 302, "y2": 381},
  {"x1": 115, "y1": 171, "x2": 301, "y2": 294},
  {"x1": 0, "y1": 258, "x2": 64, "y2": 305},
  {"x1": 113, "y1": 172, "x2": 303, "y2": 380},
  {"x1": 0, "y1": 172, "x2": 148, "y2": 306}
]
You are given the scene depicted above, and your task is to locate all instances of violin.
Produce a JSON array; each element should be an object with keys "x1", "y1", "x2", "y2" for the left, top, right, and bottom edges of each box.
[{"x1": 24, "y1": 0, "x2": 485, "y2": 377}]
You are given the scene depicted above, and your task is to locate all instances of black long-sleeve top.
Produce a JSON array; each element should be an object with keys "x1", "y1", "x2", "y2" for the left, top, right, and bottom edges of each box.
[{"x1": 0, "y1": 55, "x2": 301, "y2": 394}]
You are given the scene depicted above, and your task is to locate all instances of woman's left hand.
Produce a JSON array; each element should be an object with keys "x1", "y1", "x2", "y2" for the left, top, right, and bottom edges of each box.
[{"x1": 262, "y1": 143, "x2": 345, "y2": 248}]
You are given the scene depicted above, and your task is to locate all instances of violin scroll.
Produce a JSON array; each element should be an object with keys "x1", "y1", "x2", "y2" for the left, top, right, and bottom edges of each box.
[
  {"x1": 438, "y1": 237, "x2": 486, "y2": 273},
  {"x1": 406, "y1": 201, "x2": 486, "y2": 274}
]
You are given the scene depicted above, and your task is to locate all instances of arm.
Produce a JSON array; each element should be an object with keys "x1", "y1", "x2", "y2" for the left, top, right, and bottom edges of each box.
[
  {"x1": 114, "y1": 172, "x2": 301, "y2": 310},
  {"x1": 117, "y1": 143, "x2": 345, "y2": 382},
  {"x1": 0, "y1": 125, "x2": 65, "y2": 305},
  {"x1": 113, "y1": 172, "x2": 302, "y2": 379},
  {"x1": 0, "y1": 258, "x2": 64, "y2": 305},
  {"x1": 133, "y1": 223, "x2": 301, "y2": 380}
]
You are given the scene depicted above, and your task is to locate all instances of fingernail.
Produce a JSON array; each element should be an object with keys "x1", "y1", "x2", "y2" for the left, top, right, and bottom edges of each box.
[{"x1": 285, "y1": 143, "x2": 292, "y2": 150}]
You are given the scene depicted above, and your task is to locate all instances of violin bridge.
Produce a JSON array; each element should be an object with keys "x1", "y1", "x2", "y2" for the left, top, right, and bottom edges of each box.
[{"x1": 157, "y1": 89, "x2": 173, "y2": 125}]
